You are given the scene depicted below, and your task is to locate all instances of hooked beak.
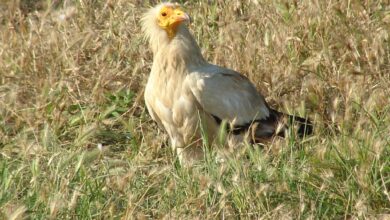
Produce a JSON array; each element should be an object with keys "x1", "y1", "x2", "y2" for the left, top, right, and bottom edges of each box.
[{"x1": 169, "y1": 8, "x2": 190, "y2": 27}]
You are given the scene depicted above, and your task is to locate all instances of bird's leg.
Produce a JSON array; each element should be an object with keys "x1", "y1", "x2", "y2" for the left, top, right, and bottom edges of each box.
[{"x1": 176, "y1": 145, "x2": 204, "y2": 167}]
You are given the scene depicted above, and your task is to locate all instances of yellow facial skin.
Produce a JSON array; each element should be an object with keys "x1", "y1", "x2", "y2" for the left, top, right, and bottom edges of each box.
[{"x1": 157, "y1": 6, "x2": 190, "y2": 39}]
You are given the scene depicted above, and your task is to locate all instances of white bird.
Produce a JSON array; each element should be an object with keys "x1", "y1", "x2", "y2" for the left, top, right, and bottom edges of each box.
[{"x1": 141, "y1": 2, "x2": 312, "y2": 165}]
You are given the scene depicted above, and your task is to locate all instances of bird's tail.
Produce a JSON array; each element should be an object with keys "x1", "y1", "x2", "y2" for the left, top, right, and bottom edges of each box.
[{"x1": 251, "y1": 109, "x2": 313, "y2": 142}]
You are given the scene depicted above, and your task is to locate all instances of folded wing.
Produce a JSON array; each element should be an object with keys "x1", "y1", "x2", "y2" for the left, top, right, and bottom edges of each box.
[{"x1": 185, "y1": 64, "x2": 270, "y2": 127}]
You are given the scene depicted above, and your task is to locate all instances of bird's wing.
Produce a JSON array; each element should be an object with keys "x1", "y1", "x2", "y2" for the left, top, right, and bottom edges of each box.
[{"x1": 185, "y1": 64, "x2": 270, "y2": 126}]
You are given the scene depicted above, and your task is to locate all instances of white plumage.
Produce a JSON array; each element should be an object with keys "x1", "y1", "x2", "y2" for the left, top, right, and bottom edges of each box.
[{"x1": 141, "y1": 3, "x2": 312, "y2": 165}]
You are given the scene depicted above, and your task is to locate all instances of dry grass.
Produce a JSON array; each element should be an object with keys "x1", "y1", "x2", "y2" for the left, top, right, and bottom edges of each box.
[{"x1": 0, "y1": 0, "x2": 389, "y2": 219}]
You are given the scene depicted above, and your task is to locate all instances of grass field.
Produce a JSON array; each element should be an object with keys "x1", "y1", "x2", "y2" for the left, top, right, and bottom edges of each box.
[{"x1": 0, "y1": 0, "x2": 389, "y2": 219}]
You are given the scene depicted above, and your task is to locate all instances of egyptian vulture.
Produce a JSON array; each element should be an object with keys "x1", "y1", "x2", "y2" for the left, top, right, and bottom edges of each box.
[{"x1": 141, "y1": 3, "x2": 313, "y2": 165}]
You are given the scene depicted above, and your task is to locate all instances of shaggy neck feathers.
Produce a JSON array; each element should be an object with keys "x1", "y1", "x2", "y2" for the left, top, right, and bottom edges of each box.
[{"x1": 142, "y1": 4, "x2": 206, "y2": 72}]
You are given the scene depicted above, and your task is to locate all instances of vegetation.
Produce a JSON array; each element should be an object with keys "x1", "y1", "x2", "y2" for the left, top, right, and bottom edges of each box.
[{"x1": 0, "y1": 0, "x2": 389, "y2": 219}]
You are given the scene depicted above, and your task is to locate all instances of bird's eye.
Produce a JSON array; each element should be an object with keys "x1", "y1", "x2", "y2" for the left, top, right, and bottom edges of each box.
[{"x1": 161, "y1": 12, "x2": 167, "y2": 17}]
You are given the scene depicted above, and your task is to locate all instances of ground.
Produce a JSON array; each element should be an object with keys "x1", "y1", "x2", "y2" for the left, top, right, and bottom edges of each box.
[{"x1": 0, "y1": 0, "x2": 389, "y2": 219}]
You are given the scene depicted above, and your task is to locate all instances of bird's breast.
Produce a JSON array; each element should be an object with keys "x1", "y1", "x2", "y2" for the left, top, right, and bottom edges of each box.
[{"x1": 145, "y1": 64, "x2": 189, "y2": 122}]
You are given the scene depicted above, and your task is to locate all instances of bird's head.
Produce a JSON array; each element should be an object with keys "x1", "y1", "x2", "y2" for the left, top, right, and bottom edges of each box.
[
  {"x1": 157, "y1": 4, "x2": 190, "y2": 38},
  {"x1": 142, "y1": 3, "x2": 190, "y2": 40}
]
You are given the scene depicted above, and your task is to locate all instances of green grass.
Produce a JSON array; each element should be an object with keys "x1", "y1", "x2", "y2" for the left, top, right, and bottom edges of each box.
[{"x1": 1, "y1": 0, "x2": 389, "y2": 219}]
